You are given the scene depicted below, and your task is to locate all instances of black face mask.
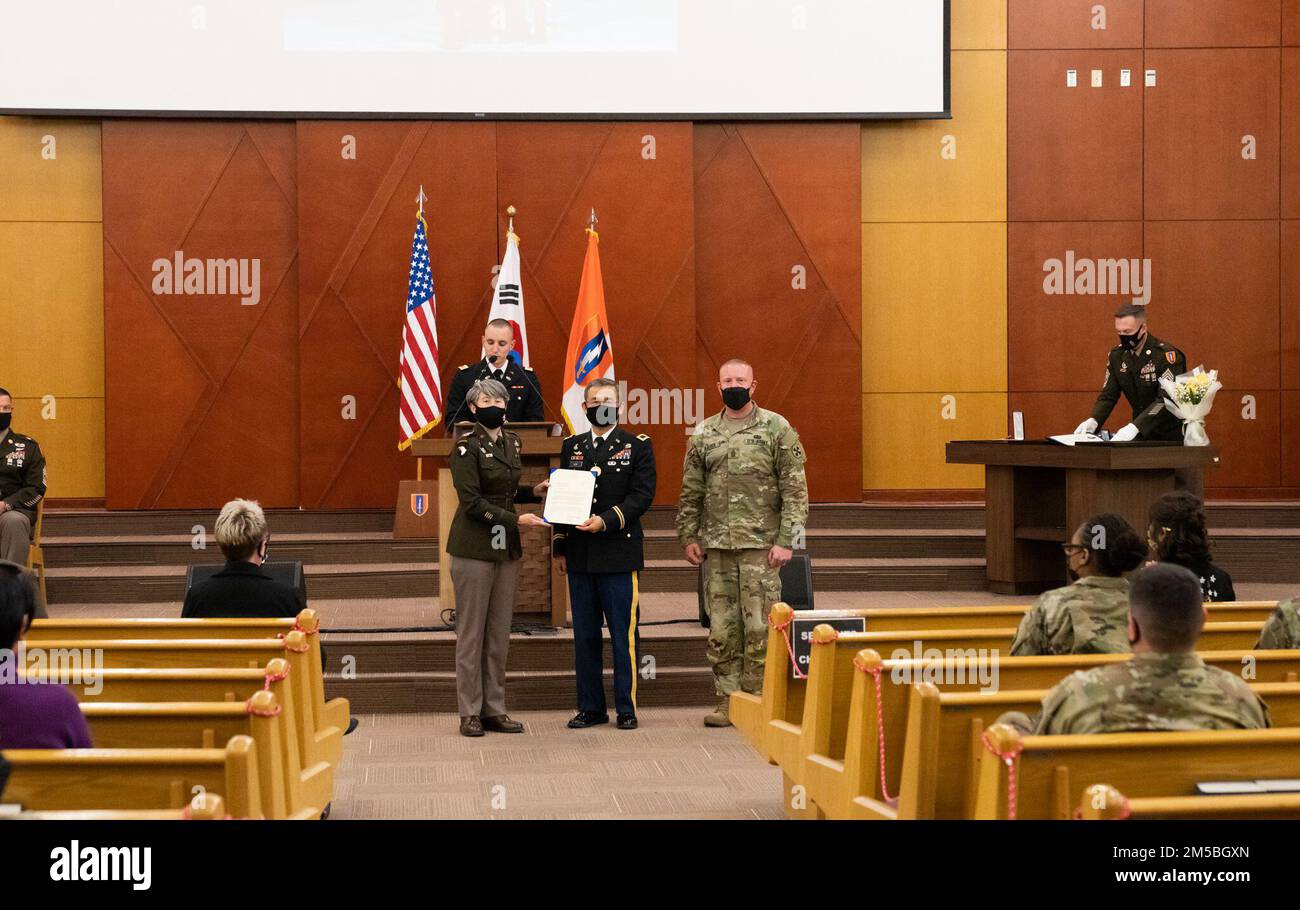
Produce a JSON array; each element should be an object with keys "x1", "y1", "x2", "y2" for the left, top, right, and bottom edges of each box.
[
  {"x1": 0, "y1": 413, "x2": 10, "y2": 432},
  {"x1": 474, "y1": 406, "x2": 506, "y2": 429},
  {"x1": 1119, "y1": 330, "x2": 1143, "y2": 351},
  {"x1": 586, "y1": 404, "x2": 618, "y2": 428},
  {"x1": 721, "y1": 387, "x2": 751, "y2": 411}
]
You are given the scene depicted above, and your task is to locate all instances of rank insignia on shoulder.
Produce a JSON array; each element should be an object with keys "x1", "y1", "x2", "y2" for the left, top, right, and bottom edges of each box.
[
  {"x1": 457, "y1": 364, "x2": 469, "y2": 370},
  {"x1": 637, "y1": 433, "x2": 650, "y2": 441},
  {"x1": 457, "y1": 446, "x2": 468, "y2": 456}
]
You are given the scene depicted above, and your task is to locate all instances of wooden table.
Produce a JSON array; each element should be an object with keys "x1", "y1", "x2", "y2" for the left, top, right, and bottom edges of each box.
[{"x1": 946, "y1": 440, "x2": 1221, "y2": 594}]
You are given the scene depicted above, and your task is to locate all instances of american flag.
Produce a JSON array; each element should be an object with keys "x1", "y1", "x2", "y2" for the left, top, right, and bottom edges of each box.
[{"x1": 397, "y1": 211, "x2": 443, "y2": 449}]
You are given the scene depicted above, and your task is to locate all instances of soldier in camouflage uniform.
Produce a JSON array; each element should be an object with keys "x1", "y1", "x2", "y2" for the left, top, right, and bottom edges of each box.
[
  {"x1": 1256, "y1": 597, "x2": 1300, "y2": 650},
  {"x1": 676, "y1": 359, "x2": 808, "y2": 727},
  {"x1": 1010, "y1": 514, "x2": 1148, "y2": 656},
  {"x1": 1000, "y1": 564, "x2": 1270, "y2": 735}
]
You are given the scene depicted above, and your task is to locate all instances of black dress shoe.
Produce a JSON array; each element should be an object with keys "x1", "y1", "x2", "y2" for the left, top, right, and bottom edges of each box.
[
  {"x1": 567, "y1": 710, "x2": 609, "y2": 729},
  {"x1": 616, "y1": 714, "x2": 638, "y2": 730},
  {"x1": 481, "y1": 714, "x2": 524, "y2": 733},
  {"x1": 459, "y1": 715, "x2": 484, "y2": 737},
  {"x1": 345, "y1": 716, "x2": 359, "y2": 736}
]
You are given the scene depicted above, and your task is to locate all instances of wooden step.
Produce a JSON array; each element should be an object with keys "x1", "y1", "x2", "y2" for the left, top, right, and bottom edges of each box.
[{"x1": 325, "y1": 666, "x2": 717, "y2": 713}]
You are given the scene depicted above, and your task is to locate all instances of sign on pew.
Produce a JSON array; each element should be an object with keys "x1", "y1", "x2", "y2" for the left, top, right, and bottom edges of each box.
[{"x1": 791, "y1": 611, "x2": 866, "y2": 679}]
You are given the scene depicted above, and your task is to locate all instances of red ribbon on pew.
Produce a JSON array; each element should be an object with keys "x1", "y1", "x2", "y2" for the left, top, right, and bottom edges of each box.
[
  {"x1": 262, "y1": 664, "x2": 290, "y2": 691},
  {"x1": 280, "y1": 635, "x2": 310, "y2": 654},
  {"x1": 245, "y1": 697, "x2": 283, "y2": 717},
  {"x1": 768, "y1": 610, "x2": 806, "y2": 680},
  {"x1": 980, "y1": 730, "x2": 1024, "y2": 820},
  {"x1": 853, "y1": 655, "x2": 898, "y2": 808}
]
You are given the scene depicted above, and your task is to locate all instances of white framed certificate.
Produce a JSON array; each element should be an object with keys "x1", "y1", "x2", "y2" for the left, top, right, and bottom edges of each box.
[{"x1": 542, "y1": 468, "x2": 597, "y2": 526}]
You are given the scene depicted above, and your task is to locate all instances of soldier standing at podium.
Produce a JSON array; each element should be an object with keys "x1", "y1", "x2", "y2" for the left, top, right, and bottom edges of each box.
[
  {"x1": 552, "y1": 378, "x2": 656, "y2": 731},
  {"x1": 676, "y1": 359, "x2": 808, "y2": 728},
  {"x1": 1073, "y1": 304, "x2": 1187, "y2": 442},
  {"x1": 444, "y1": 319, "x2": 544, "y2": 430}
]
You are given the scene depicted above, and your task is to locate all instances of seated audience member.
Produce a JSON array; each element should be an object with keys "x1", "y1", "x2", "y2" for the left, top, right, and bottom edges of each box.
[
  {"x1": 1257, "y1": 596, "x2": 1300, "y2": 650},
  {"x1": 182, "y1": 499, "x2": 304, "y2": 619},
  {"x1": 998, "y1": 563, "x2": 1270, "y2": 735},
  {"x1": 1147, "y1": 490, "x2": 1235, "y2": 601},
  {"x1": 0, "y1": 388, "x2": 47, "y2": 617},
  {"x1": 1010, "y1": 513, "x2": 1147, "y2": 656},
  {"x1": 0, "y1": 561, "x2": 93, "y2": 749}
]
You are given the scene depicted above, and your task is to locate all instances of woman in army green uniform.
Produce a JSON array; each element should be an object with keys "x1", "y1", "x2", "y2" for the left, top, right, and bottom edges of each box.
[
  {"x1": 1010, "y1": 513, "x2": 1148, "y2": 656},
  {"x1": 447, "y1": 378, "x2": 549, "y2": 737}
]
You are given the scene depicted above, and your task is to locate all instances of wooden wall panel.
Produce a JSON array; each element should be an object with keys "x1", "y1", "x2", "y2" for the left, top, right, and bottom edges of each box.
[
  {"x1": 1008, "y1": 0, "x2": 1143, "y2": 49},
  {"x1": 863, "y1": 393, "x2": 1007, "y2": 491},
  {"x1": 297, "y1": 122, "x2": 498, "y2": 509},
  {"x1": 1009, "y1": 390, "x2": 1120, "y2": 436},
  {"x1": 1008, "y1": 221, "x2": 1144, "y2": 392},
  {"x1": 861, "y1": 50, "x2": 1007, "y2": 223},
  {"x1": 1284, "y1": 392, "x2": 1300, "y2": 486},
  {"x1": 1284, "y1": 220, "x2": 1300, "y2": 389},
  {"x1": 1284, "y1": 49, "x2": 1300, "y2": 218},
  {"x1": 1, "y1": 117, "x2": 105, "y2": 501},
  {"x1": 697, "y1": 124, "x2": 861, "y2": 502},
  {"x1": 1145, "y1": 0, "x2": 1281, "y2": 47},
  {"x1": 1197, "y1": 389, "x2": 1281, "y2": 490},
  {"x1": 496, "y1": 122, "x2": 696, "y2": 507},
  {"x1": 1008, "y1": 50, "x2": 1144, "y2": 221},
  {"x1": 1287, "y1": 0, "x2": 1300, "y2": 44},
  {"x1": 953, "y1": 0, "x2": 1007, "y2": 49},
  {"x1": 863, "y1": 222, "x2": 1006, "y2": 394},
  {"x1": 0, "y1": 118, "x2": 101, "y2": 222},
  {"x1": 0, "y1": 222, "x2": 103, "y2": 396},
  {"x1": 102, "y1": 122, "x2": 299, "y2": 508},
  {"x1": 1144, "y1": 49, "x2": 1280, "y2": 220},
  {"x1": 1143, "y1": 220, "x2": 1280, "y2": 389}
]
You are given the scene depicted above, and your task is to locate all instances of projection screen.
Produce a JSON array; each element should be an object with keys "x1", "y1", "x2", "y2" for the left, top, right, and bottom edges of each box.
[{"x1": 0, "y1": 0, "x2": 949, "y2": 119}]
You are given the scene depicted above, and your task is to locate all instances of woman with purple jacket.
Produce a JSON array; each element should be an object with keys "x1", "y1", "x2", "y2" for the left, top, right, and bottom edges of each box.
[{"x1": 0, "y1": 561, "x2": 92, "y2": 749}]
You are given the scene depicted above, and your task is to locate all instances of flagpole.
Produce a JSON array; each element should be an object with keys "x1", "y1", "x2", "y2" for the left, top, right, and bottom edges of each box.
[
  {"x1": 416, "y1": 184, "x2": 427, "y2": 217},
  {"x1": 587, "y1": 207, "x2": 598, "y2": 239},
  {"x1": 507, "y1": 204, "x2": 516, "y2": 238}
]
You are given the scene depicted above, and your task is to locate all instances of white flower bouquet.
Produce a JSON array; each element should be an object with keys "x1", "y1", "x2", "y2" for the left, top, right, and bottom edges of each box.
[{"x1": 1160, "y1": 366, "x2": 1221, "y2": 446}]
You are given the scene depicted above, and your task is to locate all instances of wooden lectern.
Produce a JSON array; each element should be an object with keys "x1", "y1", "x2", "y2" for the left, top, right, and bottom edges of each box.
[
  {"x1": 946, "y1": 440, "x2": 1221, "y2": 594},
  {"x1": 408, "y1": 422, "x2": 569, "y2": 627}
]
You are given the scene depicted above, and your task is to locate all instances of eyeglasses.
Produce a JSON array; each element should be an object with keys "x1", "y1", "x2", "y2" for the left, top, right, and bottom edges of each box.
[{"x1": 1060, "y1": 543, "x2": 1087, "y2": 555}]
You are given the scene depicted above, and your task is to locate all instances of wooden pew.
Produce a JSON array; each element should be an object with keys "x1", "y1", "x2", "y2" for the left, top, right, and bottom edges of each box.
[
  {"x1": 9, "y1": 793, "x2": 228, "y2": 820},
  {"x1": 1, "y1": 734, "x2": 264, "y2": 818},
  {"x1": 891, "y1": 681, "x2": 1300, "y2": 822},
  {"x1": 856, "y1": 601, "x2": 1276, "y2": 632},
  {"x1": 22, "y1": 633, "x2": 342, "y2": 772},
  {"x1": 23, "y1": 657, "x2": 336, "y2": 815},
  {"x1": 766, "y1": 620, "x2": 1267, "y2": 789},
  {"x1": 80, "y1": 690, "x2": 321, "y2": 820},
  {"x1": 799, "y1": 640, "x2": 1300, "y2": 820},
  {"x1": 1076, "y1": 783, "x2": 1300, "y2": 820},
  {"x1": 27, "y1": 609, "x2": 350, "y2": 761},
  {"x1": 736, "y1": 603, "x2": 1271, "y2": 758},
  {"x1": 971, "y1": 723, "x2": 1300, "y2": 820}
]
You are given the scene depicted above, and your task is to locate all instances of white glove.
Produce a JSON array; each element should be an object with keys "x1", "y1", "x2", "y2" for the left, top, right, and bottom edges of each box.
[
  {"x1": 1073, "y1": 418, "x2": 1099, "y2": 435},
  {"x1": 1112, "y1": 423, "x2": 1139, "y2": 442}
]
